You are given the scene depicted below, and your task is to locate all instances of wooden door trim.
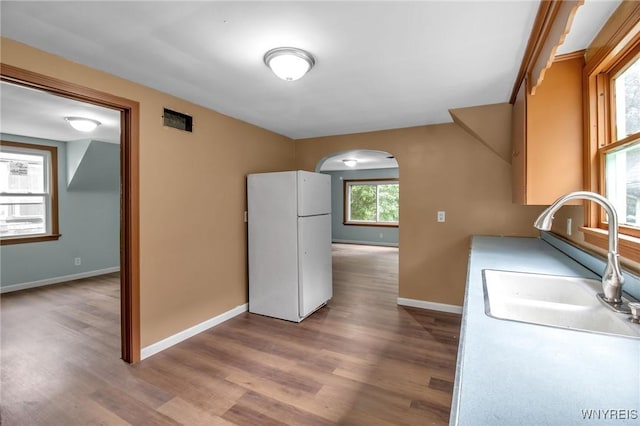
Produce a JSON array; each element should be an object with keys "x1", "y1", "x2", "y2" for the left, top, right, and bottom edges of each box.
[{"x1": 0, "y1": 63, "x2": 140, "y2": 363}]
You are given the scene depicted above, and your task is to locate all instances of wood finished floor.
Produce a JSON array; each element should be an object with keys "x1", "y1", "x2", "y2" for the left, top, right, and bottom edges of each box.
[{"x1": 1, "y1": 244, "x2": 461, "y2": 425}]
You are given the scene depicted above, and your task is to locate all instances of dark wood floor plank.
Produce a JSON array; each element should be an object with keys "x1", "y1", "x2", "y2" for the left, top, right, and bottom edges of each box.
[
  {"x1": 429, "y1": 376, "x2": 455, "y2": 394},
  {"x1": 1, "y1": 245, "x2": 460, "y2": 425}
]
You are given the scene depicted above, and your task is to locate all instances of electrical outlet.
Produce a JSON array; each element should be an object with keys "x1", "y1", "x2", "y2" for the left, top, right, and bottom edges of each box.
[
  {"x1": 74, "y1": 257, "x2": 82, "y2": 266},
  {"x1": 567, "y1": 218, "x2": 572, "y2": 236},
  {"x1": 437, "y1": 211, "x2": 446, "y2": 222}
]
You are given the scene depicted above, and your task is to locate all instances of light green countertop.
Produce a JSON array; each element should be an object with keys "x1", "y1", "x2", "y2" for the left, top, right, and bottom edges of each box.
[{"x1": 450, "y1": 236, "x2": 640, "y2": 426}]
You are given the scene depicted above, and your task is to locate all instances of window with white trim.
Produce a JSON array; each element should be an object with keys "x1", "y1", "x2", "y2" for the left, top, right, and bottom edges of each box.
[
  {"x1": 344, "y1": 179, "x2": 399, "y2": 226},
  {"x1": 0, "y1": 141, "x2": 59, "y2": 244}
]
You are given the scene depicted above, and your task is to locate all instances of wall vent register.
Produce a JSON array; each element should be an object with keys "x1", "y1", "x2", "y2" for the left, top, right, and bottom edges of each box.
[{"x1": 162, "y1": 108, "x2": 193, "y2": 132}]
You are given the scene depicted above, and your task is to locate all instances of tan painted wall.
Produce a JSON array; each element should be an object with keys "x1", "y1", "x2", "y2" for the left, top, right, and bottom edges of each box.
[
  {"x1": 1, "y1": 37, "x2": 551, "y2": 341},
  {"x1": 1, "y1": 38, "x2": 296, "y2": 346},
  {"x1": 449, "y1": 103, "x2": 513, "y2": 164},
  {"x1": 296, "y1": 118, "x2": 546, "y2": 305}
]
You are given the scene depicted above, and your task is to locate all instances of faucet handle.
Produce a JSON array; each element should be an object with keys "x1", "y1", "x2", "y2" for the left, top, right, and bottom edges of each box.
[{"x1": 629, "y1": 302, "x2": 640, "y2": 324}]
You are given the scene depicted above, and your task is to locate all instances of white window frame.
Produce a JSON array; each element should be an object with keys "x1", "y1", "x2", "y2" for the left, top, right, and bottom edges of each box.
[
  {"x1": 344, "y1": 179, "x2": 399, "y2": 227},
  {"x1": 1, "y1": 141, "x2": 60, "y2": 245}
]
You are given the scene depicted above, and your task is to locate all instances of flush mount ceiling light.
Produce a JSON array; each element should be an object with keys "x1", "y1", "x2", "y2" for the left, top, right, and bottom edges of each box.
[
  {"x1": 343, "y1": 159, "x2": 358, "y2": 167},
  {"x1": 264, "y1": 47, "x2": 316, "y2": 81},
  {"x1": 64, "y1": 117, "x2": 101, "y2": 132}
]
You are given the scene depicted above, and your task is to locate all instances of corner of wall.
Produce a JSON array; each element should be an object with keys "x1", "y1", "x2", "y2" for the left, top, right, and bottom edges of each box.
[
  {"x1": 449, "y1": 103, "x2": 512, "y2": 164},
  {"x1": 67, "y1": 140, "x2": 119, "y2": 191},
  {"x1": 66, "y1": 139, "x2": 91, "y2": 186}
]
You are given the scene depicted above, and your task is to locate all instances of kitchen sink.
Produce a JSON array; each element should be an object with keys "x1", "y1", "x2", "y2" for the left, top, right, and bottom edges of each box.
[{"x1": 482, "y1": 269, "x2": 640, "y2": 339}]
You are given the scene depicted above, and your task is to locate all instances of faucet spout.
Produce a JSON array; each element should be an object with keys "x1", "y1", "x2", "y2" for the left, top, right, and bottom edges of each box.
[{"x1": 534, "y1": 191, "x2": 625, "y2": 306}]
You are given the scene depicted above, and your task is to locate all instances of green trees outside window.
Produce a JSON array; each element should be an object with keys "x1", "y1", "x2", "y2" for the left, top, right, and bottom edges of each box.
[{"x1": 346, "y1": 180, "x2": 399, "y2": 225}]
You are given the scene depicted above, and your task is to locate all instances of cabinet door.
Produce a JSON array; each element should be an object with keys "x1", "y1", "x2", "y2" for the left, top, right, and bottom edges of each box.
[
  {"x1": 512, "y1": 57, "x2": 584, "y2": 205},
  {"x1": 526, "y1": 57, "x2": 583, "y2": 205}
]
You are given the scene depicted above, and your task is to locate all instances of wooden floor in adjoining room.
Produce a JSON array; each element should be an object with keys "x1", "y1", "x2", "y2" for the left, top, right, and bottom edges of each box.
[{"x1": 0, "y1": 244, "x2": 461, "y2": 425}]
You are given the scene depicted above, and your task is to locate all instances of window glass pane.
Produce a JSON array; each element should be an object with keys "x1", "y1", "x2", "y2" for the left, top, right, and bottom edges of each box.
[
  {"x1": 0, "y1": 195, "x2": 46, "y2": 236},
  {"x1": 349, "y1": 184, "x2": 376, "y2": 221},
  {"x1": 614, "y1": 56, "x2": 640, "y2": 140},
  {"x1": 0, "y1": 151, "x2": 45, "y2": 193},
  {"x1": 377, "y1": 184, "x2": 399, "y2": 222},
  {"x1": 605, "y1": 141, "x2": 640, "y2": 227}
]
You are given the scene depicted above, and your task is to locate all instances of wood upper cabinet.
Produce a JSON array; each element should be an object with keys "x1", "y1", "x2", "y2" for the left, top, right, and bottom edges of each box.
[{"x1": 512, "y1": 56, "x2": 584, "y2": 205}]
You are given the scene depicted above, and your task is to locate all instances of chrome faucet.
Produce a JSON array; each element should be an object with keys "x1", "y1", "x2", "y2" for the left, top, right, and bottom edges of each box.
[{"x1": 534, "y1": 191, "x2": 628, "y2": 312}]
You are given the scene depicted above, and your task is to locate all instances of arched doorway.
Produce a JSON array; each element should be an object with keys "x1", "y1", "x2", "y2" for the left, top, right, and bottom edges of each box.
[
  {"x1": 316, "y1": 149, "x2": 399, "y2": 247},
  {"x1": 315, "y1": 148, "x2": 400, "y2": 314}
]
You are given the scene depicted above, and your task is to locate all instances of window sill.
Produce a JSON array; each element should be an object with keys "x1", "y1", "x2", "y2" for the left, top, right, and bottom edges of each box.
[
  {"x1": 343, "y1": 222, "x2": 399, "y2": 228},
  {"x1": 580, "y1": 227, "x2": 640, "y2": 263},
  {"x1": 1, "y1": 234, "x2": 61, "y2": 246}
]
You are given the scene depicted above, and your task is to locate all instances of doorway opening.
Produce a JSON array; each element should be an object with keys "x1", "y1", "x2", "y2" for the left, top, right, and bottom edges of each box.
[
  {"x1": 316, "y1": 149, "x2": 399, "y2": 248},
  {"x1": 1, "y1": 64, "x2": 140, "y2": 362},
  {"x1": 315, "y1": 149, "x2": 400, "y2": 306}
]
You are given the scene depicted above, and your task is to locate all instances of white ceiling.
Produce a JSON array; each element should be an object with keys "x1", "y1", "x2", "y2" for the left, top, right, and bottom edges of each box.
[
  {"x1": 0, "y1": 1, "x2": 620, "y2": 144},
  {"x1": 1, "y1": 82, "x2": 121, "y2": 144},
  {"x1": 556, "y1": 0, "x2": 620, "y2": 55}
]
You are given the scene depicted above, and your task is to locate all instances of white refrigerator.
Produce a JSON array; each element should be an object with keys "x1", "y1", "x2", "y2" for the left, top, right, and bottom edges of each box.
[{"x1": 247, "y1": 170, "x2": 333, "y2": 322}]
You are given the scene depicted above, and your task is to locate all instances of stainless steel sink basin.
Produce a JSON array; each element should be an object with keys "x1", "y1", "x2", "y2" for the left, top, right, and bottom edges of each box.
[{"x1": 482, "y1": 270, "x2": 640, "y2": 339}]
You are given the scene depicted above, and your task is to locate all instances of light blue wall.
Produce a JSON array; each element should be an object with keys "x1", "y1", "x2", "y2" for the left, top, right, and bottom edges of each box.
[
  {"x1": 321, "y1": 168, "x2": 399, "y2": 246},
  {"x1": 66, "y1": 139, "x2": 91, "y2": 186},
  {"x1": 1, "y1": 134, "x2": 120, "y2": 289},
  {"x1": 68, "y1": 140, "x2": 120, "y2": 191}
]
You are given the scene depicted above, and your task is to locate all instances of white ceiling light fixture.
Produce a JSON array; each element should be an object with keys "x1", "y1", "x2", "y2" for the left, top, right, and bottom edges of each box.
[
  {"x1": 64, "y1": 116, "x2": 101, "y2": 132},
  {"x1": 343, "y1": 159, "x2": 358, "y2": 167},
  {"x1": 264, "y1": 47, "x2": 316, "y2": 81}
]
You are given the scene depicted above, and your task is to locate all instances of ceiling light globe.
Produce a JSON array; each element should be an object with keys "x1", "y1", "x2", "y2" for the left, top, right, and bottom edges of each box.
[
  {"x1": 264, "y1": 47, "x2": 315, "y2": 82},
  {"x1": 268, "y1": 55, "x2": 310, "y2": 81},
  {"x1": 65, "y1": 117, "x2": 101, "y2": 132}
]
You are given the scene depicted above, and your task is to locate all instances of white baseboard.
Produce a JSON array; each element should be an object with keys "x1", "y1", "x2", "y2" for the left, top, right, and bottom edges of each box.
[
  {"x1": 332, "y1": 239, "x2": 399, "y2": 247},
  {"x1": 0, "y1": 267, "x2": 120, "y2": 294},
  {"x1": 397, "y1": 297, "x2": 462, "y2": 314},
  {"x1": 141, "y1": 303, "x2": 248, "y2": 360}
]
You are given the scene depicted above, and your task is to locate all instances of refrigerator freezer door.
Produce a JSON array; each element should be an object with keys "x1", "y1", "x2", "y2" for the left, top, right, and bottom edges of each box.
[
  {"x1": 297, "y1": 171, "x2": 331, "y2": 217},
  {"x1": 298, "y1": 214, "x2": 333, "y2": 318}
]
